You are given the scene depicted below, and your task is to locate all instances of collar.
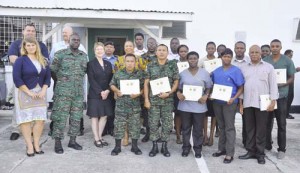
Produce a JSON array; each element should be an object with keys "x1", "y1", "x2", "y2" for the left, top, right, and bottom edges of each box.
[{"x1": 66, "y1": 48, "x2": 83, "y2": 55}]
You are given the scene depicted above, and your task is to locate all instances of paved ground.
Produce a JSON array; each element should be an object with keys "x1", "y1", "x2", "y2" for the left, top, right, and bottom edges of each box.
[{"x1": 0, "y1": 110, "x2": 299, "y2": 173}]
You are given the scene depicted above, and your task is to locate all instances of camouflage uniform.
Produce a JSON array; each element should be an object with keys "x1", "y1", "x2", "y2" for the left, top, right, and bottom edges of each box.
[
  {"x1": 110, "y1": 69, "x2": 145, "y2": 140},
  {"x1": 146, "y1": 59, "x2": 179, "y2": 141},
  {"x1": 50, "y1": 48, "x2": 88, "y2": 139}
]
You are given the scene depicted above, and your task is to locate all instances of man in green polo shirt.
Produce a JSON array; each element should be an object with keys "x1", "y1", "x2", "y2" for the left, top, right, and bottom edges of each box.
[{"x1": 263, "y1": 39, "x2": 296, "y2": 159}]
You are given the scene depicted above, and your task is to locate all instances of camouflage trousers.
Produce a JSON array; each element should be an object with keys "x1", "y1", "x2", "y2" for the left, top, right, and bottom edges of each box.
[
  {"x1": 51, "y1": 95, "x2": 83, "y2": 139},
  {"x1": 114, "y1": 109, "x2": 140, "y2": 140},
  {"x1": 149, "y1": 105, "x2": 173, "y2": 141}
]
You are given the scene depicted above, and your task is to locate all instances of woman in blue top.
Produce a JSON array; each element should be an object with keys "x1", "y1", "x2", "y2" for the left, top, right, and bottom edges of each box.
[
  {"x1": 177, "y1": 51, "x2": 212, "y2": 158},
  {"x1": 13, "y1": 37, "x2": 51, "y2": 157},
  {"x1": 211, "y1": 48, "x2": 244, "y2": 164}
]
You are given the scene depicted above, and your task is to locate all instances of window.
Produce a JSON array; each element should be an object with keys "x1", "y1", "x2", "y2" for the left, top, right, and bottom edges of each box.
[
  {"x1": 0, "y1": 16, "x2": 52, "y2": 56},
  {"x1": 162, "y1": 22, "x2": 186, "y2": 39}
]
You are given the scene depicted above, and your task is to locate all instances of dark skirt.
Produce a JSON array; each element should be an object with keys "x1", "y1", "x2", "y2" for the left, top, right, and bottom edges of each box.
[
  {"x1": 86, "y1": 98, "x2": 113, "y2": 117},
  {"x1": 206, "y1": 99, "x2": 215, "y2": 117}
]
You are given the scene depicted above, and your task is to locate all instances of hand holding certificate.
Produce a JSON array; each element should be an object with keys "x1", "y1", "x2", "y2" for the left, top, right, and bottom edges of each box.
[
  {"x1": 177, "y1": 62, "x2": 189, "y2": 73},
  {"x1": 210, "y1": 84, "x2": 233, "y2": 102},
  {"x1": 260, "y1": 94, "x2": 277, "y2": 111},
  {"x1": 120, "y1": 79, "x2": 140, "y2": 95},
  {"x1": 203, "y1": 58, "x2": 222, "y2": 73},
  {"x1": 275, "y1": 69, "x2": 287, "y2": 84},
  {"x1": 150, "y1": 77, "x2": 171, "y2": 95},
  {"x1": 183, "y1": 85, "x2": 203, "y2": 101}
]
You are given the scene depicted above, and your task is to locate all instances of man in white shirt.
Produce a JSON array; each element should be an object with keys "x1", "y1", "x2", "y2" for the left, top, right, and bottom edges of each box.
[
  {"x1": 134, "y1": 33, "x2": 147, "y2": 56},
  {"x1": 167, "y1": 38, "x2": 180, "y2": 61}
]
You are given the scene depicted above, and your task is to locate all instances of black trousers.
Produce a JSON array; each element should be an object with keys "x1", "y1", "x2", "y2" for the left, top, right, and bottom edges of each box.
[
  {"x1": 141, "y1": 105, "x2": 149, "y2": 129},
  {"x1": 244, "y1": 107, "x2": 268, "y2": 156},
  {"x1": 104, "y1": 98, "x2": 115, "y2": 133},
  {"x1": 266, "y1": 97, "x2": 287, "y2": 152},
  {"x1": 242, "y1": 114, "x2": 247, "y2": 147},
  {"x1": 180, "y1": 110, "x2": 205, "y2": 151},
  {"x1": 287, "y1": 84, "x2": 294, "y2": 117}
]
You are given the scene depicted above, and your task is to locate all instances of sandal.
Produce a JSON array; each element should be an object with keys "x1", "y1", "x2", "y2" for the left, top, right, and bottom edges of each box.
[
  {"x1": 100, "y1": 139, "x2": 108, "y2": 146},
  {"x1": 94, "y1": 140, "x2": 103, "y2": 148}
]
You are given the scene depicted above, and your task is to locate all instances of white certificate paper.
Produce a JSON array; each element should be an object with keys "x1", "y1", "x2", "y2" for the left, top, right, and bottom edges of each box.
[
  {"x1": 275, "y1": 69, "x2": 286, "y2": 84},
  {"x1": 260, "y1": 94, "x2": 277, "y2": 111},
  {"x1": 120, "y1": 79, "x2": 140, "y2": 95},
  {"x1": 183, "y1": 85, "x2": 203, "y2": 101},
  {"x1": 150, "y1": 77, "x2": 171, "y2": 95},
  {"x1": 177, "y1": 62, "x2": 189, "y2": 73},
  {"x1": 203, "y1": 58, "x2": 222, "y2": 73},
  {"x1": 211, "y1": 84, "x2": 233, "y2": 102}
]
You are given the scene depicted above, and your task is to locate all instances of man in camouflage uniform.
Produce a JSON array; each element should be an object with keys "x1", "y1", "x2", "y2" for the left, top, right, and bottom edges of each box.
[
  {"x1": 110, "y1": 53, "x2": 144, "y2": 156},
  {"x1": 50, "y1": 33, "x2": 88, "y2": 154},
  {"x1": 144, "y1": 44, "x2": 179, "y2": 157},
  {"x1": 140, "y1": 37, "x2": 157, "y2": 142}
]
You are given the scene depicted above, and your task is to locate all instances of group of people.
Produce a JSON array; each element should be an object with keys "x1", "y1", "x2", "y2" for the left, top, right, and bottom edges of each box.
[{"x1": 8, "y1": 23, "x2": 300, "y2": 165}]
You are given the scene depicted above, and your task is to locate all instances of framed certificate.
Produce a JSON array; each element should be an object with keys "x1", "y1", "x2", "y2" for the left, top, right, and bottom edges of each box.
[
  {"x1": 120, "y1": 79, "x2": 140, "y2": 95},
  {"x1": 203, "y1": 58, "x2": 222, "y2": 73},
  {"x1": 259, "y1": 95, "x2": 277, "y2": 111},
  {"x1": 275, "y1": 69, "x2": 286, "y2": 84},
  {"x1": 210, "y1": 84, "x2": 233, "y2": 102},
  {"x1": 150, "y1": 77, "x2": 171, "y2": 95},
  {"x1": 183, "y1": 85, "x2": 203, "y2": 101},
  {"x1": 177, "y1": 62, "x2": 189, "y2": 73}
]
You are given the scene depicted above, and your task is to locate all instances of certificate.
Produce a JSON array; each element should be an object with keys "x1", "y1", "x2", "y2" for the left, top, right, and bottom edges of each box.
[
  {"x1": 183, "y1": 85, "x2": 203, "y2": 101},
  {"x1": 275, "y1": 69, "x2": 286, "y2": 84},
  {"x1": 150, "y1": 77, "x2": 171, "y2": 95},
  {"x1": 259, "y1": 94, "x2": 277, "y2": 111},
  {"x1": 203, "y1": 58, "x2": 222, "y2": 73},
  {"x1": 210, "y1": 84, "x2": 233, "y2": 102},
  {"x1": 177, "y1": 62, "x2": 189, "y2": 73},
  {"x1": 120, "y1": 79, "x2": 140, "y2": 95}
]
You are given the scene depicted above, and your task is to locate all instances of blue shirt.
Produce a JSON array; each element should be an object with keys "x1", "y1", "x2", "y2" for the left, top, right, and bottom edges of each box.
[
  {"x1": 13, "y1": 56, "x2": 51, "y2": 89},
  {"x1": 103, "y1": 54, "x2": 118, "y2": 70},
  {"x1": 8, "y1": 39, "x2": 49, "y2": 60},
  {"x1": 178, "y1": 68, "x2": 213, "y2": 113},
  {"x1": 211, "y1": 65, "x2": 244, "y2": 104}
]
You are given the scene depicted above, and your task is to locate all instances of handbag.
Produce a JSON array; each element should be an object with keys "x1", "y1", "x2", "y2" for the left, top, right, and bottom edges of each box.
[{"x1": 18, "y1": 86, "x2": 47, "y2": 109}]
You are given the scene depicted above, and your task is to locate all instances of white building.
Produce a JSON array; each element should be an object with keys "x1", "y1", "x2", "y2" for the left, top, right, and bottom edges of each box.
[{"x1": 0, "y1": 0, "x2": 299, "y2": 111}]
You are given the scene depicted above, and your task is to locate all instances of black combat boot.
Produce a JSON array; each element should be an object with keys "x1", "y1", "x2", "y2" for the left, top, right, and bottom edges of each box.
[
  {"x1": 161, "y1": 141, "x2": 170, "y2": 157},
  {"x1": 68, "y1": 136, "x2": 83, "y2": 150},
  {"x1": 54, "y1": 138, "x2": 64, "y2": 154},
  {"x1": 141, "y1": 128, "x2": 150, "y2": 142},
  {"x1": 111, "y1": 139, "x2": 122, "y2": 156},
  {"x1": 131, "y1": 139, "x2": 142, "y2": 155},
  {"x1": 149, "y1": 141, "x2": 159, "y2": 157}
]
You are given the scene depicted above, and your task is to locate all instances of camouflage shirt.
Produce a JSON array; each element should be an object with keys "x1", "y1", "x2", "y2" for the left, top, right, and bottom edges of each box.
[
  {"x1": 141, "y1": 52, "x2": 157, "y2": 66},
  {"x1": 51, "y1": 48, "x2": 88, "y2": 97},
  {"x1": 145, "y1": 59, "x2": 179, "y2": 105},
  {"x1": 110, "y1": 69, "x2": 145, "y2": 112}
]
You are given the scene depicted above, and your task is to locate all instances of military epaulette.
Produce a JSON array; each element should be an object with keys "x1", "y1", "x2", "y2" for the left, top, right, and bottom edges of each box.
[
  {"x1": 54, "y1": 48, "x2": 68, "y2": 56},
  {"x1": 78, "y1": 50, "x2": 87, "y2": 56}
]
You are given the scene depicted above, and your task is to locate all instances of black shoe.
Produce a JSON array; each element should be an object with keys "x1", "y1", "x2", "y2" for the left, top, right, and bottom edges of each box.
[
  {"x1": 212, "y1": 151, "x2": 226, "y2": 157},
  {"x1": 223, "y1": 156, "x2": 233, "y2": 164},
  {"x1": 238, "y1": 152, "x2": 256, "y2": 159},
  {"x1": 142, "y1": 132, "x2": 150, "y2": 143},
  {"x1": 68, "y1": 142, "x2": 83, "y2": 150},
  {"x1": 149, "y1": 141, "x2": 159, "y2": 157},
  {"x1": 35, "y1": 150, "x2": 45, "y2": 154},
  {"x1": 26, "y1": 152, "x2": 35, "y2": 157},
  {"x1": 287, "y1": 115, "x2": 295, "y2": 119},
  {"x1": 195, "y1": 151, "x2": 202, "y2": 158},
  {"x1": 94, "y1": 140, "x2": 103, "y2": 148},
  {"x1": 10, "y1": 132, "x2": 20, "y2": 140},
  {"x1": 257, "y1": 156, "x2": 266, "y2": 164},
  {"x1": 131, "y1": 139, "x2": 142, "y2": 155},
  {"x1": 54, "y1": 138, "x2": 64, "y2": 154},
  {"x1": 111, "y1": 139, "x2": 121, "y2": 156},
  {"x1": 100, "y1": 139, "x2": 108, "y2": 146},
  {"x1": 265, "y1": 146, "x2": 272, "y2": 150},
  {"x1": 182, "y1": 149, "x2": 190, "y2": 157},
  {"x1": 161, "y1": 141, "x2": 170, "y2": 157}
]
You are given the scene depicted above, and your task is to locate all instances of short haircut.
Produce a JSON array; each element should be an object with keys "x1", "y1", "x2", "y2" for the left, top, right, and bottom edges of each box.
[
  {"x1": 221, "y1": 48, "x2": 233, "y2": 57},
  {"x1": 104, "y1": 41, "x2": 114, "y2": 46},
  {"x1": 187, "y1": 51, "x2": 199, "y2": 59},
  {"x1": 271, "y1": 39, "x2": 281, "y2": 44},
  {"x1": 206, "y1": 41, "x2": 216, "y2": 48},
  {"x1": 284, "y1": 49, "x2": 293, "y2": 55},
  {"x1": 170, "y1": 38, "x2": 179, "y2": 43},
  {"x1": 134, "y1": 33, "x2": 144, "y2": 39},
  {"x1": 94, "y1": 42, "x2": 104, "y2": 50},
  {"x1": 235, "y1": 41, "x2": 246, "y2": 48},
  {"x1": 125, "y1": 53, "x2": 136, "y2": 60},
  {"x1": 157, "y1": 44, "x2": 169, "y2": 51},
  {"x1": 70, "y1": 32, "x2": 80, "y2": 38},
  {"x1": 261, "y1": 44, "x2": 270, "y2": 49},
  {"x1": 24, "y1": 23, "x2": 36, "y2": 30},
  {"x1": 177, "y1": 44, "x2": 189, "y2": 53},
  {"x1": 217, "y1": 44, "x2": 226, "y2": 50}
]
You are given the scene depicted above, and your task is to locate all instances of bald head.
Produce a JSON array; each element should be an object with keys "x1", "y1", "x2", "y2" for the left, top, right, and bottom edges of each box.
[
  {"x1": 62, "y1": 25, "x2": 73, "y2": 42},
  {"x1": 249, "y1": 45, "x2": 261, "y2": 64}
]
